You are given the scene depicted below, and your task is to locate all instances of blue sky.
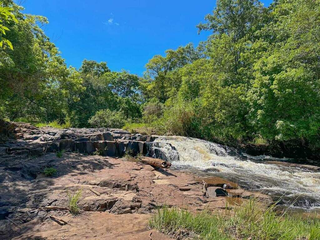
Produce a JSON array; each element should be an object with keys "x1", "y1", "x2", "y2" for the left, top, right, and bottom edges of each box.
[{"x1": 17, "y1": 0, "x2": 273, "y2": 76}]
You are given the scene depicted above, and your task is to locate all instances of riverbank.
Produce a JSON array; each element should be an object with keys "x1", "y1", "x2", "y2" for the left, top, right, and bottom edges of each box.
[
  {"x1": 1, "y1": 123, "x2": 320, "y2": 239},
  {"x1": 0, "y1": 151, "x2": 271, "y2": 239}
]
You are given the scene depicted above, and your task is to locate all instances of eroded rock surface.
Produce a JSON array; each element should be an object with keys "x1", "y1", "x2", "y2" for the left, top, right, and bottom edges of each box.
[{"x1": 0, "y1": 124, "x2": 272, "y2": 240}]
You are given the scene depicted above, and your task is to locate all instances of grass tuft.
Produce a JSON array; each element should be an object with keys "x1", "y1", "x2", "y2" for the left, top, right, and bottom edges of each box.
[
  {"x1": 36, "y1": 120, "x2": 71, "y2": 129},
  {"x1": 56, "y1": 150, "x2": 65, "y2": 158},
  {"x1": 43, "y1": 167, "x2": 57, "y2": 177},
  {"x1": 68, "y1": 190, "x2": 82, "y2": 215},
  {"x1": 150, "y1": 200, "x2": 320, "y2": 240}
]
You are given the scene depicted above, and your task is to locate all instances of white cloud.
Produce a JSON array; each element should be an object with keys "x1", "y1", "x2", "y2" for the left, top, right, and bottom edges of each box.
[{"x1": 104, "y1": 18, "x2": 120, "y2": 26}]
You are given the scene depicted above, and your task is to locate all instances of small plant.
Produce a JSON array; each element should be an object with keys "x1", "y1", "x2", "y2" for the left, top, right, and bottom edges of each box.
[
  {"x1": 68, "y1": 190, "x2": 82, "y2": 215},
  {"x1": 93, "y1": 148, "x2": 104, "y2": 156},
  {"x1": 43, "y1": 167, "x2": 57, "y2": 177},
  {"x1": 56, "y1": 150, "x2": 65, "y2": 158},
  {"x1": 123, "y1": 152, "x2": 142, "y2": 162}
]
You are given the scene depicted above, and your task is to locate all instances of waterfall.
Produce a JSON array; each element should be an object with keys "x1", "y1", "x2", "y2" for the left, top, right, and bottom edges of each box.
[{"x1": 150, "y1": 136, "x2": 320, "y2": 209}]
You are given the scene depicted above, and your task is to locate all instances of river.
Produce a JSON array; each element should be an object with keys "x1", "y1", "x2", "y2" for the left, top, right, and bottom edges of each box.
[{"x1": 149, "y1": 136, "x2": 320, "y2": 210}]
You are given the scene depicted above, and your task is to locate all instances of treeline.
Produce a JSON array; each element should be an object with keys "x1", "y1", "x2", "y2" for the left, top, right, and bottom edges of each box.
[
  {"x1": 0, "y1": 0, "x2": 142, "y2": 128},
  {"x1": 1, "y1": 0, "x2": 320, "y2": 149}
]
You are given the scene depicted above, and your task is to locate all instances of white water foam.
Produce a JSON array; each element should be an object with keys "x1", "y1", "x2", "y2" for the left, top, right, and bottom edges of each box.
[{"x1": 152, "y1": 136, "x2": 320, "y2": 209}]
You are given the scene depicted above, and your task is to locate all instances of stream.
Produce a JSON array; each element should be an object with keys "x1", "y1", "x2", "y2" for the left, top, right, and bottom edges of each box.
[{"x1": 150, "y1": 136, "x2": 320, "y2": 210}]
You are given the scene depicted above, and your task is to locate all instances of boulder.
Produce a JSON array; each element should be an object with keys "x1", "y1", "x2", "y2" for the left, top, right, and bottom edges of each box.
[
  {"x1": 103, "y1": 132, "x2": 114, "y2": 141},
  {"x1": 215, "y1": 188, "x2": 228, "y2": 197},
  {"x1": 59, "y1": 139, "x2": 75, "y2": 151},
  {"x1": 105, "y1": 141, "x2": 117, "y2": 157},
  {"x1": 205, "y1": 187, "x2": 217, "y2": 198},
  {"x1": 89, "y1": 134, "x2": 104, "y2": 141},
  {"x1": 92, "y1": 141, "x2": 107, "y2": 155},
  {"x1": 75, "y1": 141, "x2": 95, "y2": 154},
  {"x1": 116, "y1": 141, "x2": 127, "y2": 157},
  {"x1": 82, "y1": 197, "x2": 118, "y2": 211}
]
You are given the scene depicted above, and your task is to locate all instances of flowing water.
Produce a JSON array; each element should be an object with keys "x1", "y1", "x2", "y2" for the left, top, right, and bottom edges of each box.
[{"x1": 149, "y1": 136, "x2": 320, "y2": 210}]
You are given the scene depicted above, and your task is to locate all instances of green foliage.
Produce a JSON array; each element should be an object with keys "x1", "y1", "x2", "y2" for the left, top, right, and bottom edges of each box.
[
  {"x1": 140, "y1": 0, "x2": 320, "y2": 149},
  {"x1": 68, "y1": 190, "x2": 81, "y2": 215},
  {"x1": 43, "y1": 167, "x2": 57, "y2": 177},
  {"x1": 56, "y1": 150, "x2": 65, "y2": 158},
  {"x1": 1, "y1": 0, "x2": 320, "y2": 153},
  {"x1": 0, "y1": 3, "x2": 17, "y2": 50},
  {"x1": 150, "y1": 200, "x2": 320, "y2": 240},
  {"x1": 88, "y1": 109, "x2": 126, "y2": 128},
  {"x1": 36, "y1": 120, "x2": 71, "y2": 129},
  {"x1": 123, "y1": 122, "x2": 155, "y2": 135}
]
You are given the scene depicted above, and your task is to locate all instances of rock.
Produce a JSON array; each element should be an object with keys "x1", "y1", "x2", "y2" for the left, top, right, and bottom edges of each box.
[
  {"x1": 89, "y1": 134, "x2": 104, "y2": 141},
  {"x1": 103, "y1": 132, "x2": 114, "y2": 141},
  {"x1": 48, "y1": 142, "x2": 59, "y2": 152},
  {"x1": 201, "y1": 176, "x2": 238, "y2": 189},
  {"x1": 116, "y1": 141, "x2": 127, "y2": 157},
  {"x1": 29, "y1": 146, "x2": 46, "y2": 156},
  {"x1": 105, "y1": 141, "x2": 117, "y2": 157},
  {"x1": 75, "y1": 142, "x2": 86, "y2": 153},
  {"x1": 205, "y1": 187, "x2": 217, "y2": 198},
  {"x1": 215, "y1": 188, "x2": 228, "y2": 197},
  {"x1": 92, "y1": 141, "x2": 106, "y2": 154},
  {"x1": 126, "y1": 141, "x2": 143, "y2": 156},
  {"x1": 82, "y1": 197, "x2": 118, "y2": 211},
  {"x1": 23, "y1": 134, "x2": 41, "y2": 141},
  {"x1": 99, "y1": 180, "x2": 138, "y2": 191},
  {"x1": 109, "y1": 199, "x2": 142, "y2": 214},
  {"x1": 75, "y1": 141, "x2": 95, "y2": 154},
  {"x1": 86, "y1": 142, "x2": 95, "y2": 154},
  {"x1": 137, "y1": 141, "x2": 147, "y2": 155},
  {"x1": 59, "y1": 139, "x2": 75, "y2": 151},
  {"x1": 0, "y1": 208, "x2": 12, "y2": 220}
]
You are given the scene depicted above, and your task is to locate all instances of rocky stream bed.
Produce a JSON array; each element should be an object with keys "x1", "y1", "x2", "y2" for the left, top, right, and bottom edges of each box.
[{"x1": 0, "y1": 123, "x2": 273, "y2": 239}]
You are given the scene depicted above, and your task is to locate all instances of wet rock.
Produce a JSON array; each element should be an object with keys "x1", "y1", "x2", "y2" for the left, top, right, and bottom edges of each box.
[
  {"x1": 126, "y1": 141, "x2": 140, "y2": 156},
  {"x1": 215, "y1": 188, "x2": 228, "y2": 197},
  {"x1": 201, "y1": 176, "x2": 238, "y2": 189}
]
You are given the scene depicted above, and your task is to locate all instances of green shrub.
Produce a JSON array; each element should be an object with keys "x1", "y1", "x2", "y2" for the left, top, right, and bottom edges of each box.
[
  {"x1": 88, "y1": 109, "x2": 126, "y2": 128},
  {"x1": 43, "y1": 167, "x2": 57, "y2": 177},
  {"x1": 123, "y1": 122, "x2": 155, "y2": 135},
  {"x1": 36, "y1": 120, "x2": 71, "y2": 129}
]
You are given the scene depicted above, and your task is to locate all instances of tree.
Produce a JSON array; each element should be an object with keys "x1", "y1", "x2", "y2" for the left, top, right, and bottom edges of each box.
[{"x1": 0, "y1": 2, "x2": 17, "y2": 49}]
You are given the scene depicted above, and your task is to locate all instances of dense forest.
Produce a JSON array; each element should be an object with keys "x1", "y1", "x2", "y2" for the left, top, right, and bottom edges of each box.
[{"x1": 1, "y1": 0, "x2": 320, "y2": 151}]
